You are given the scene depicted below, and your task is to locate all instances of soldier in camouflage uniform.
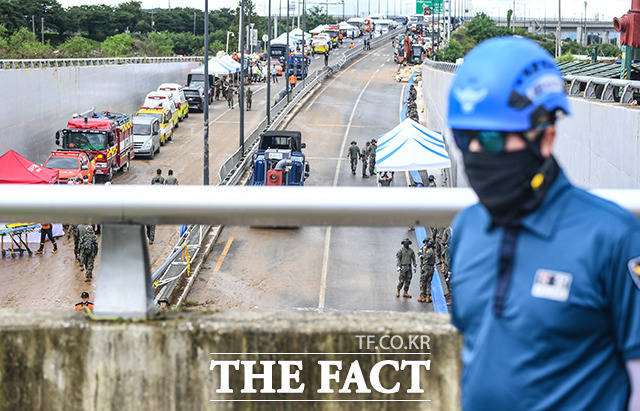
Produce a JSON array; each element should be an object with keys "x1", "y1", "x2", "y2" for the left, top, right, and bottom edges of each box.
[
  {"x1": 417, "y1": 238, "x2": 436, "y2": 303},
  {"x1": 347, "y1": 141, "x2": 360, "y2": 175},
  {"x1": 165, "y1": 169, "x2": 179, "y2": 185},
  {"x1": 396, "y1": 238, "x2": 416, "y2": 298},
  {"x1": 147, "y1": 169, "x2": 165, "y2": 244},
  {"x1": 74, "y1": 224, "x2": 89, "y2": 263},
  {"x1": 368, "y1": 139, "x2": 377, "y2": 176},
  {"x1": 79, "y1": 226, "x2": 98, "y2": 282},
  {"x1": 360, "y1": 142, "x2": 370, "y2": 178},
  {"x1": 437, "y1": 226, "x2": 452, "y2": 305}
]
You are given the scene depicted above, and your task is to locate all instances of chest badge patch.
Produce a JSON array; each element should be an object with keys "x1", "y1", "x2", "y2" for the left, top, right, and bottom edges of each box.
[
  {"x1": 531, "y1": 269, "x2": 573, "y2": 302},
  {"x1": 627, "y1": 257, "x2": 640, "y2": 290}
]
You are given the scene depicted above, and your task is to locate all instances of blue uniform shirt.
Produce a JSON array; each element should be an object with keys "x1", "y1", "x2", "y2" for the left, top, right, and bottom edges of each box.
[{"x1": 450, "y1": 170, "x2": 640, "y2": 410}]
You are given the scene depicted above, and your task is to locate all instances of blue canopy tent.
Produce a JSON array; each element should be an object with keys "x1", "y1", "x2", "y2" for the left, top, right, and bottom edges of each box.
[{"x1": 375, "y1": 118, "x2": 451, "y2": 171}]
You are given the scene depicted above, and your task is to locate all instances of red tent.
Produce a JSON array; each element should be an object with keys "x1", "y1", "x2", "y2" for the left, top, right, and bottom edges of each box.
[{"x1": 0, "y1": 150, "x2": 58, "y2": 184}]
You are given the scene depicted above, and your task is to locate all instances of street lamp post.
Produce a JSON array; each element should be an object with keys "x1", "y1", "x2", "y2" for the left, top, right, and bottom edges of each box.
[
  {"x1": 286, "y1": 0, "x2": 291, "y2": 103},
  {"x1": 239, "y1": 0, "x2": 246, "y2": 154},
  {"x1": 267, "y1": 0, "x2": 272, "y2": 125},
  {"x1": 226, "y1": 31, "x2": 235, "y2": 54},
  {"x1": 555, "y1": 0, "x2": 562, "y2": 57},
  {"x1": 303, "y1": 0, "x2": 307, "y2": 89},
  {"x1": 203, "y1": 0, "x2": 210, "y2": 185}
]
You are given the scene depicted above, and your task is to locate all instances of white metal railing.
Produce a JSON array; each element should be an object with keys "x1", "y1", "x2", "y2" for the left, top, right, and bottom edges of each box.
[
  {"x1": 564, "y1": 75, "x2": 640, "y2": 104},
  {"x1": 424, "y1": 61, "x2": 640, "y2": 105},
  {"x1": 1, "y1": 185, "x2": 638, "y2": 224},
  {"x1": 0, "y1": 56, "x2": 202, "y2": 69}
]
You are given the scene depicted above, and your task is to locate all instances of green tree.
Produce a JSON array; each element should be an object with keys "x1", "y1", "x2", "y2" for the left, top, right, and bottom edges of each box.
[
  {"x1": 562, "y1": 39, "x2": 586, "y2": 56},
  {"x1": 58, "y1": 35, "x2": 99, "y2": 57},
  {"x1": 441, "y1": 39, "x2": 464, "y2": 62},
  {"x1": 306, "y1": 5, "x2": 336, "y2": 29},
  {"x1": 7, "y1": 27, "x2": 53, "y2": 58},
  {"x1": 465, "y1": 13, "x2": 509, "y2": 44},
  {"x1": 140, "y1": 31, "x2": 174, "y2": 56},
  {"x1": 556, "y1": 53, "x2": 575, "y2": 62},
  {"x1": 101, "y1": 32, "x2": 133, "y2": 56},
  {"x1": 506, "y1": 9, "x2": 513, "y2": 31}
]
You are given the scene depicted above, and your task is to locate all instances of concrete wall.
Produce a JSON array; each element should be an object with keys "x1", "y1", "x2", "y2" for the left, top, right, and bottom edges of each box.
[
  {"x1": 0, "y1": 62, "x2": 199, "y2": 164},
  {"x1": 422, "y1": 64, "x2": 640, "y2": 189},
  {"x1": 0, "y1": 310, "x2": 461, "y2": 411}
]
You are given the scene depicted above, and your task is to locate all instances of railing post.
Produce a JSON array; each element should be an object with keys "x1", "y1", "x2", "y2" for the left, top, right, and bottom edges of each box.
[{"x1": 94, "y1": 224, "x2": 153, "y2": 318}]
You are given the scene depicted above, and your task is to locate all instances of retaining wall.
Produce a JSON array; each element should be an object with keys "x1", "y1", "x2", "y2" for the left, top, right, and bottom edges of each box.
[
  {"x1": 0, "y1": 310, "x2": 461, "y2": 411},
  {"x1": 421, "y1": 64, "x2": 640, "y2": 189},
  {"x1": 0, "y1": 62, "x2": 199, "y2": 163}
]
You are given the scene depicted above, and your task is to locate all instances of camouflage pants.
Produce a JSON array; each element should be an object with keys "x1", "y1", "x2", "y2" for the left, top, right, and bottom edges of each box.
[
  {"x1": 397, "y1": 265, "x2": 412, "y2": 291},
  {"x1": 349, "y1": 157, "x2": 358, "y2": 173},
  {"x1": 80, "y1": 248, "x2": 96, "y2": 278},
  {"x1": 73, "y1": 229, "x2": 80, "y2": 260},
  {"x1": 146, "y1": 225, "x2": 155, "y2": 242},
  {"x1": 369, "y1": 158, "x2": 376, "y2": 176},
  {"x1": 361, "y1": 158, "x2": 368, "y2": 176},
  {"x1": 420, "y1": 268, "x2": 435, "y2": 296}
]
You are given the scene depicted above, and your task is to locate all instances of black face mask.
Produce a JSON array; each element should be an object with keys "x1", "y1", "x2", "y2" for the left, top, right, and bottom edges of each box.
[{"x1": 462, "y1": 149, "x2": 559, "y2": 226}]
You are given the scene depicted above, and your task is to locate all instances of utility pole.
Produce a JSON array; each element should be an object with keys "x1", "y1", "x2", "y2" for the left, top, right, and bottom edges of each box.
[
  {"x1": 239, "y1": 0, "x2": 246, "y2": 154},
  {"x1": 41, "y1": 17, "x2": 44, "y2": 44},
  {"x1": 357, "y1": 0, "x2": 359, "y2": 17},
  {"x1": 203, "y1": 0, "x2": 210, "y2": 186},
  {"x1": 193, "y1": 11, "x2": 196, "y2": 35},
  {"x1": 286, "y1": 0, "x2": 291, "y2": 103},
  {"x1": 555, "y1": 0, "x2": 562, "y2": 57},
  {"x1": 303, "y1": 0, "x2": 307, "y2": 89},
  {"x1": 267, "y1": 0, "x2": 272, "y2": 125},
  {"x1": 343, "y1": 0, "x2": 346, "y2": 21},
  {"x1": 368, "y1": 0, "x2": 370, "y2": 16},
  {"x1": 31, "y1": 15, "x2": 35, "y2": 35},
  {"x1": 583, "y1": 1, "x2": 587, "y2": 46},
  {"x1": 326, "y1": 0, "x2": 329, "y2": 24}
]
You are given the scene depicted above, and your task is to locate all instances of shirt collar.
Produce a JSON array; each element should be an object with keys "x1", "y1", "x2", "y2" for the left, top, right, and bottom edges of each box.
[
  {"x1": 520, "y1": 170, "x2": 572, "y2": 238},
  {"x1": 483, "y1": 170, "x2": 572, "y2": 238}
]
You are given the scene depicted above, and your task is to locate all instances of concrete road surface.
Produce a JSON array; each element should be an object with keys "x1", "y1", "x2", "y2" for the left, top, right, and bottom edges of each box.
[
  {"x1": 188, "y1": 46, "x2": 437, "y2": 312},
  {"x1": 0, "y1": 42, "x2": 360, "y2": 310}
]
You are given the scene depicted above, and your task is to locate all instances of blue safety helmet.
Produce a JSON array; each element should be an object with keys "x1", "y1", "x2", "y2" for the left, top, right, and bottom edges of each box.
[{"x1": 447, "y1": 37, "x2": 570, "y2": 132}]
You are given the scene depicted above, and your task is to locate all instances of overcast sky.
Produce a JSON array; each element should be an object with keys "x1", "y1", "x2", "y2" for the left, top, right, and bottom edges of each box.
[{"x1": 58, "y1": 0, "x2": 631, "y2": 21}]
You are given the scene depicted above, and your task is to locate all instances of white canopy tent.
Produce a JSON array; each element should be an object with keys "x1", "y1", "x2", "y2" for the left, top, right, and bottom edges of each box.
[
  {"x1": 338, "y1": 22, "x2": 357, "y2": 30},
  {"x1": 375, "y1": 119, "x2": 451, "y2": 171},
  {"x1": 310, "y1": 25, "x2": 326, "y2": 34},
  {"x1": 208, "y1": 58, "x2": 234, "y2": 75},
  {"x1": 219, "y1": 55, "x2": 241, "y2": 72}
]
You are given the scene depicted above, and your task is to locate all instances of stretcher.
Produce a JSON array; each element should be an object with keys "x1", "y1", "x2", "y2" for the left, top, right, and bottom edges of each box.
[{"x1": 0, "y1": 223, "x2": 41, "y2": 258}]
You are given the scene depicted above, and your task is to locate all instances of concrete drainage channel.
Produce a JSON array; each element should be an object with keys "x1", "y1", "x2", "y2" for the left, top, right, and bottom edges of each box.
[{"x1": 153, "y1": 29, "x2": 401, "y2": 307}]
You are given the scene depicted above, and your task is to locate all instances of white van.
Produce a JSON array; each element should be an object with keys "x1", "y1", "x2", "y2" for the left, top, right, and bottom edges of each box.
[
  {"x1": 143, "y1": 91, "x2": 179, "y2": 129},
  {"x1": 157, "y1": 83, "x2": 189, "y2": 121}
]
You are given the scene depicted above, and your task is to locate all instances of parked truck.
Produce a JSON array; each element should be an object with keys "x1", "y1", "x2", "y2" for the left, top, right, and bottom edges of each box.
[
  {"x1": 55, "y1": 110, "x2": 134, "y2": 181},
  {"x1": 249, "y1": 131, "x2": 309, "y2": 186}
]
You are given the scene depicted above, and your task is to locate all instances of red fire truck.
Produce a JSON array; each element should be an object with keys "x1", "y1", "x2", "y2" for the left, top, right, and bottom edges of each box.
[{"x1": 55, "y1": 110, "x2": 134, "y2": 181}]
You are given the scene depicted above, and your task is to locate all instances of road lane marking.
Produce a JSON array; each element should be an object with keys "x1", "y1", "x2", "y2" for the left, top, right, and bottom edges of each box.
[
  {"x1": 304, "y1": 48, "x2": 380, "y2": 114},
  {"x1": 306, "y1": 156, "x2": 346, "y2": 161},
  {"x1": 207, "y1": 237, "x2": 234, "y2": 292},
  {"x1": 319, "y1": 68, "x2": 378, "y2": 310}
]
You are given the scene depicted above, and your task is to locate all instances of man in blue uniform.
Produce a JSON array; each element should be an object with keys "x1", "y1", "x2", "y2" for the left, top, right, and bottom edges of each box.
[{"x1": 447, "y1": 37, "x2": 640, "y2": 410}]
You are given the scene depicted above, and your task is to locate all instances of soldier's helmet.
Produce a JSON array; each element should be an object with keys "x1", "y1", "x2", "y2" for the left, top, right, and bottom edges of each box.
[
  {"x1": 86, "y1": 226, "x2": 94, "y2": 234},
  {"x1": 428, "y1": 175, "x2": 435, "y2": 182}
]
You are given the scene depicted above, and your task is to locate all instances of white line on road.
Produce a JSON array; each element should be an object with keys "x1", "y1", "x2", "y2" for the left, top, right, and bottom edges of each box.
[{"x1": 318, "y1": 66, "x2": 378, "y2": 310}]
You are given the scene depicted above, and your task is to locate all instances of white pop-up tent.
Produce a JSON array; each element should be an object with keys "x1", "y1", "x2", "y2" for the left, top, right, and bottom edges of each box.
[
  {"x1": 310, "y1": 25, "x2": 326, "y2": 34},
  {"x1": 219, "y1": 55, "x2": 242, "y2": 72},
  {"x1": 375, "y1": 118, "x2": 451, "y2": 171}
]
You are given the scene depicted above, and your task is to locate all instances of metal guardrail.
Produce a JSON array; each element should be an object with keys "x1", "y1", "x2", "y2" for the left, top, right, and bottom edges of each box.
[
  {"x1": 564, "y1": 75, "x2": 640, "y2": 104},
  {"x1": 423, "y1": 59, "x2": 458, "y2": 73},
  {"x1": 2, "y1": 185, "x2": 638, "y2": 225},
  {"x1": 425, "y1": 60, "x2": 640, "y2": 105},
  {"x1": 152, "y1": 28, "x2": 401, "y2": 307},
  {"x1": 0, "y1": 56, "x2": 203, "y2": 69}
]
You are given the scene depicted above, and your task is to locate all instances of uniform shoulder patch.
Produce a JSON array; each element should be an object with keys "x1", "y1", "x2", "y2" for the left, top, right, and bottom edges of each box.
[{"x1": 627, "y1": 257, "x2": 640, "y2": 290}]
